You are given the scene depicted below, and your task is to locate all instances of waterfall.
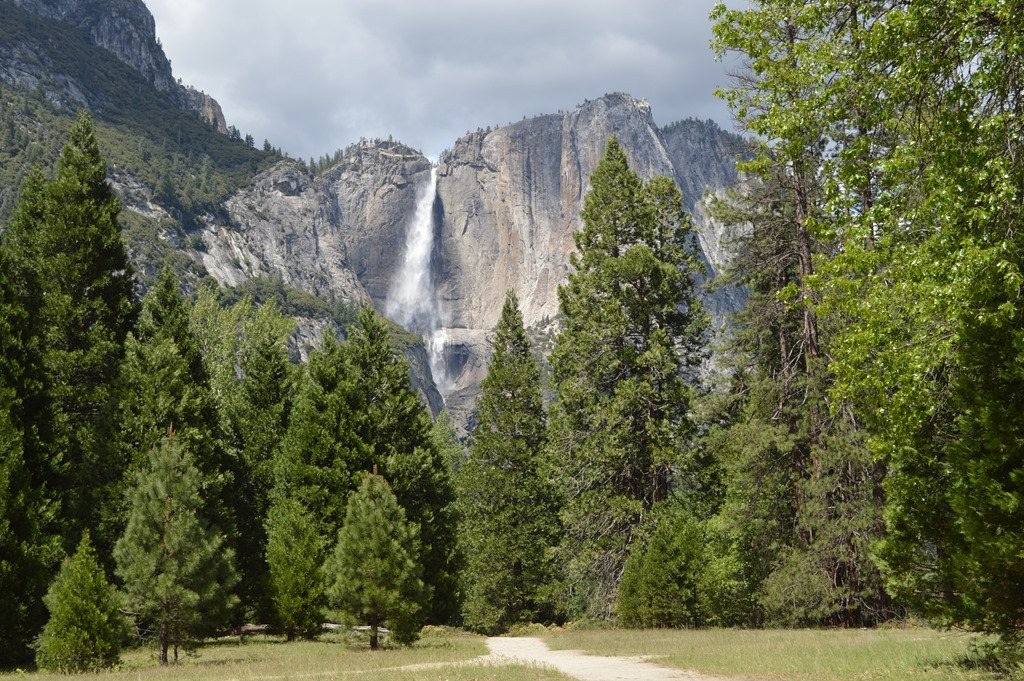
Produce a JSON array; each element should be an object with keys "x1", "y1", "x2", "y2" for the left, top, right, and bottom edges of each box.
[{"x1": 385, "y1": 167, "x2": 452, "y2": 394}]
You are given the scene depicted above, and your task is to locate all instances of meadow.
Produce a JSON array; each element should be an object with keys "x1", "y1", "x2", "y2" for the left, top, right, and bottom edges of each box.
[{"x1": 3, "y1": 625, "x2": 1004, "y2": 681}]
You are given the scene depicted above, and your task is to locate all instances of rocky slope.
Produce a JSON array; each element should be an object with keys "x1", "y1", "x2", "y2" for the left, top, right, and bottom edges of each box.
[
  {"x1": 196, "y1": 94, "x2": 744, "y2": 429},
  {"x1": 3, "y1": 0, "x2": 227, "y2": 131},
  {"x1": 431, "y1": 94, "x2": 744, "y2": 422}
]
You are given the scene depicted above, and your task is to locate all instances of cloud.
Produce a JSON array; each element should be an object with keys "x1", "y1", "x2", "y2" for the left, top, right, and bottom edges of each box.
[{"x1": 145, "y1": 0, "x2": 733, "y2": 159}]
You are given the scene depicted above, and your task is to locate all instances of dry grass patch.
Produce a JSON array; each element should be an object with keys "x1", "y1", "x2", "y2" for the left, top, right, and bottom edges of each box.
[
  {"x1": 542, "y1": 626, "x2": 997, "y2": 680},
  {"x1": 9, "y1": 627, "x2": 545, "y2": 681}
]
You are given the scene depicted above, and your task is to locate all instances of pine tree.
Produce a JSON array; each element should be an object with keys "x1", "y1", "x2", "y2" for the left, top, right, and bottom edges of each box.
[
  {"x1": 338, "y1": 308, "x2": 460, "y2": 624},
  {"x1": 277, "y1": 308, "x2": 459, "y2": 624},
  {"x1": 191, "y1": 290, "x2": 296, "y2": 622},
  {"x1": 35, "y1": 533, "x2": 125, "y2": 673},
  {"x1": 265, "y1": 496, "x2": 324, "y2": 640},
  {"x1": 324, "y1": 473, "x2": 425, "y2": 650},
  {"x1": 0, "y1": 389, "x2": 53, "y2": 665},
  {"x1": 112, "y1": 269, "x2": 230, "y2": 562},
  {"x1": 275, "y1": 331, "x2": 354, "y2": 542},
  {"x1": 617, "y1": 510, "x2": 710, "y2": 629},
  {"x1": 547, "y1": 138, "x2": 708, "y2": 617},
  {"x1": 457, "y1": 291, "x2": 560, "y2": 633},
  {"x1": 115, "y1": 431, "x2": 238, "y2": 665}
]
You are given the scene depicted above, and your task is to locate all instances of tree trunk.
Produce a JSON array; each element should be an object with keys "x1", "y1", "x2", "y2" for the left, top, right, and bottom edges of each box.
[{"x1": 369, "y1": 618, "x2": 379, "y2": 650}]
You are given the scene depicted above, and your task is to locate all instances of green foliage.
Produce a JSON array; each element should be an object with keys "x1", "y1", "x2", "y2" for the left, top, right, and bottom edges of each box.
[
  {"x1": 0, "y1": 233, "x2": 56, "y2": 665},
  {"x1": 35, "y1": 534, "x2": 125, "y2": 673},
  {"x1": 708, "y1": 0, "x2": 892, "y2": 627},
  {"x1": 111, "y1": 269, "x2": 231, "y2": 571},
  {"x1": 216, "y1": 276, "x2": 358, "y2": 328},
  {"x1": 617, "y1": 510, "x2": 711, "y2": 629},
  {"x1": 547, "y1": 137, "x2": 708, "y2": 618},
  {"x1": 2, "y1": 112, "x2": 139, "y2": 556},
  {"x1": 265, "y1": 496, "x2": 325, "y2": 640},
  {"x1": 190, "y1": 287, "x2": 296, "y2": 623},
  {"x1": 324, "y1": 473, "x2": 426, "y2": 650},
  {"x1": 0, "y1": 388, "x2": 53, "y2": 666},
  {"x1": 458, "y1": 291, "x2": 560, "y2": 633},
  {"x1": 115, "y1": 432, "x2": 238, "y2": 665},
  {"x1": 277, "y1": 307, "x2": 459, "y2": 624}
]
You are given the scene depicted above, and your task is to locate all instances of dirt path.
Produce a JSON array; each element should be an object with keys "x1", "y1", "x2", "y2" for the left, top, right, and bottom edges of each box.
[{"x1": 484, "y1": 636, "x2": 721, "y2": 681}]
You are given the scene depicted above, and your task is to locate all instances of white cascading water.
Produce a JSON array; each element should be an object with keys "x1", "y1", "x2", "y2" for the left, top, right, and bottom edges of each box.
[{"x1": 385, "y1": 166, "x2": 452, "y2": 394}]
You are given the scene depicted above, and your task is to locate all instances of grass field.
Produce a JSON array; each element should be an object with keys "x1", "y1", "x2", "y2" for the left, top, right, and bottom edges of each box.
[
  {"x1": 542, "y1": 626, "x2": 1000, "y2": 680},
  {"x1": 9, "y1": 628, "x2": 569, "y2": 681},
  {"x1": 4, "y1": 625, "x2": 1005, "y2": 681}
]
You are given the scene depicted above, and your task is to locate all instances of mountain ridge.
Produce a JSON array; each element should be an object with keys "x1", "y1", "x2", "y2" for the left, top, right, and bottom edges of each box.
[{"x1": 0, "y1": 1, "x2": 746, "y2": 431}]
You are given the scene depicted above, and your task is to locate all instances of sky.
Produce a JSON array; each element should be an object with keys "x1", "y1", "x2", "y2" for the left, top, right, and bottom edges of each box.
[{"x1": 145, "y1": 0, "x2": 737, "y2": 161}]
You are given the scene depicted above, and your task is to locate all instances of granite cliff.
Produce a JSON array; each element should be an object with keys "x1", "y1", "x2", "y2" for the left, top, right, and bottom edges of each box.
[
  {"x1": 3, "y1": 0, "x2": 227, "y2": 131},
  {"x1": 195, "y1": 94, "x2": 743, "y2": 429}
]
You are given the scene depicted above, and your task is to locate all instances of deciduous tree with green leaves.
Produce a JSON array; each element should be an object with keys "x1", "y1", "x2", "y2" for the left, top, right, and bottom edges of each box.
[
  {"x1": 547, "y1": 137, "x2": 707, "y2": 618},
  {"x1": 458, "y1": 290, "x2": 560, "y2": 633},
  {"x1": 324, "y1": 473, "x2": 425, "y2": 650}
]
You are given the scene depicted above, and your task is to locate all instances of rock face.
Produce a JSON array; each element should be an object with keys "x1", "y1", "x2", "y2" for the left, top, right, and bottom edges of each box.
[
  {"x1": 197, "y1": 145, "x2": 445, "y2": 416},
  {"x1": 432, "y1": 94, "x2": 744, "y2": 423},
  {"x1": 3, "y1": 0, "x2": 228, "y2": 129},
  {"x1": 195, "y1": 94, "x2": 744, "y2": 431}
]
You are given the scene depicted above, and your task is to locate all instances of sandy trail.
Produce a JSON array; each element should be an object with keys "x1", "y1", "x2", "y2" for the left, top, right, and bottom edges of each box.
[{"x1": 484, "y1": 636, "x2": 720, "y2": 681}]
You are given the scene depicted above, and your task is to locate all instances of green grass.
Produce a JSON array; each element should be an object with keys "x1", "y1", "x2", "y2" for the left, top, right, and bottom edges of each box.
[
  {"x1": 542, "y1": 627, "x2": 998, "y2": 680},
  {"x1": 7, "y1": 628, "x2": 570, "y2": 681}
]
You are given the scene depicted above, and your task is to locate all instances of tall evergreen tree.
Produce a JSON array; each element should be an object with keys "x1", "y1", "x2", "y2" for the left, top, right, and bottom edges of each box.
[
  {"x1": 265, "y1": 496, "x2": 324, "y2": 640},
  {"x1": 115, "y1": 431, "x2": 238, "y2": 665},
  {"x1": 546, "y1": 137, "x2": 707, "y2": 617},
  {"x1": 112, "y1": 269, "x2": 230, "y2": 560},
  {"x1": 35, "y1": 534, "x2": 125, "y2": 673},
  {"x1": 0, "y1": 225, "x2": 55, "y2": 665},
  {"x1": 2, "y1": 112, "x2": 137, "y2": 552},
  {"x1": 275, "y1": 331, "x2": 353, "y2": 541},
  {"x1": 707, "y1": 0, "x2": 893, "y2": 627},
  {"x1": 458, "y1": 291, "x2": 560, "y2": 633},
  {"x1": 277, "y1": 308, "x2": 459, "y2": 624},
  {"x1": 339, "y1": 308, "x2": 460, "y2": 624},
  {"x1": 324, "y1": 473, "x2": 425, "y2": 650},
  {"x1": 191, "y1": 290, "x2": 295, "y2": 622}
]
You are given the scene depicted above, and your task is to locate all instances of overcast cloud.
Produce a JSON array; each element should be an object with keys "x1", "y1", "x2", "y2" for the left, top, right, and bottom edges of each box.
[{"x1": 145, "y1": 0, "x2": 735, "y2": 160}]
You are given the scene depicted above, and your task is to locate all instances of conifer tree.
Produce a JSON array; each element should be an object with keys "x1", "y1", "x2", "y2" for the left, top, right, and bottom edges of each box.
[
  {"x1": 191, "y1": 290, "x2": 295, "y2": 622},
  {"x1": 324, "y1": 473, "x2": 425, "y2": 650},
  {"x1": 0, "y1": 232, "x2": 54, "y2": 665},
  {"x1": 113, "y1": 269, "x2": 230, "y2": 559},
  {"x1": 115, "y1": 431, "x2": 238, "y2": 665},
  {"x1": 547, "y1": 137, "x2": 707, "y2": 617},
  {"x1": 339, "y1": 308, "x2": 460, "y2": 624},
  {"x1": 35, "y1": 533, "x2": 125, "y2": 673},
  {"x1": 265, "y1": 496, "x2": 324, "y2": 640},
  {"x1": 457, "y1": 291, "x2": 559, "y2": 633},
  {"x1": 277, "y1": 308, "x2": 459, "y2": 623},
  {"x1": 0, "y1": 391, "x2": 52, "y2": 665},
  {"x1": 2, "y1": 112, "x2": 138, "y2": 552},
  {"x1": 275, "y1": 331, "x2": 353, "y2": 541}
]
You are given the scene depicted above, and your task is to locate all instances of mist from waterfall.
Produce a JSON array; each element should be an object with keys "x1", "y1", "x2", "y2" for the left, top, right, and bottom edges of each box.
[{"x1": 385, "y1": 166, "x2": 452, "y2": 395}]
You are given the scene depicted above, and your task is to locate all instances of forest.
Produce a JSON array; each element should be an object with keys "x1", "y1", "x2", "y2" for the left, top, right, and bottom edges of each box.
[{"x1": 1, "y1": 0, "x2": 1023, "y2": 675}]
